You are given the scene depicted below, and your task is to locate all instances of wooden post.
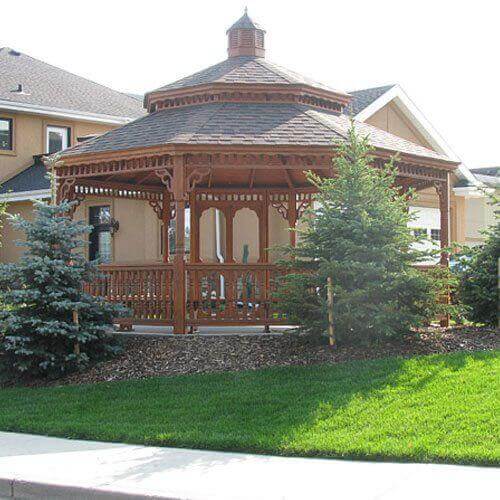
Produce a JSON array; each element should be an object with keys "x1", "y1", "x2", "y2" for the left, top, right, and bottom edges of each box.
[
  {"x1": 189, "y1": 191, "x2": 200, "y2": 263},
  {"x1": 437, "y1": 176, "x2": 450, "y2": 266},
  {"x1": 72, "y1": 310, "x2": 81, "y2": 355},
  {"x1": 436, "y1": 175, "x2": 450, "y2": 327},
  {"x1": 162, "y1": 190, "x2": 170, "y2": 263},
  {"x1": 224, "y1": 207, "x2": 235, "y2": 263},
  {"x1": 327, "y1": 276, "x2": 336, "y2": 347},
  {"x1": 259, "y1": 191, "x2": 269, "y2": 263},
  {"x1": 288, "y1": 190, "x2": 297, "y2": 247},
  {"x1": 172, "y1": 156, "x2": 186, "y2": 334},
  {"x1": 189, "y1": 192, "x2": 200, "y2": 332}
]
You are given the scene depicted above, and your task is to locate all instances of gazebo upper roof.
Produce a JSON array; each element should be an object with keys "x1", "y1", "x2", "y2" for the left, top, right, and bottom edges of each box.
[
  {"x1": 144, "y1": 10, "x2": 350, "y2": 113},
  {"x1": 150, "y1": 56, "x2": 344, "y2": 95}
]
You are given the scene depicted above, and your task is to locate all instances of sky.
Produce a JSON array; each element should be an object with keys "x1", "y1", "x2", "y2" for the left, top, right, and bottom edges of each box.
[{"x1": 2, "y1": 0, "x2": 498, "y2": 168}]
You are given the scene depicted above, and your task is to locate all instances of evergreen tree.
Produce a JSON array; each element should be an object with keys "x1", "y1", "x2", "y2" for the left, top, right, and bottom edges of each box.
[
  {"x1": 275, "y1": 125, "x2": 450, "y2": 344},
  {"x1": 0, "y1": 201, "x2": 125, "y2": 378},
  {"x1": 457, "y1": 193, "x2": 499, "y2": 326}
]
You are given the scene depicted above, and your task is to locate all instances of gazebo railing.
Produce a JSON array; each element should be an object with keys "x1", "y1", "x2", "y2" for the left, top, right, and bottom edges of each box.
[
  {"x1": 186, "y1": 263, "x2": 288, "y2": 326},
  {"x1": 85, "y1": 262, "x2": 448, "y2": 329},
  {"x1": 85, "y1": 262, "x2": 288, "y2": 327},
  {"x1": 85, "y1": 263, "x2": 174, "y2": 324}
]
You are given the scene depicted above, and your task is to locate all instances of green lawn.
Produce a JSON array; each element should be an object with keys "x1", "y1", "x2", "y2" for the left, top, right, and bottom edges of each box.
[{"x1": 0, "y1": 350, "x2": 498, "y2": 465}]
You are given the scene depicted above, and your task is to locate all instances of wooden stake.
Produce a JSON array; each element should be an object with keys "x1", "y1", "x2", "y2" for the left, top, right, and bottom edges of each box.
[
  {"x1": 72, "y1": 310, "x2": 81, "y2": 355},
  {"x1": 327, "y1": 276, "x2": 336, "y2": 348}
]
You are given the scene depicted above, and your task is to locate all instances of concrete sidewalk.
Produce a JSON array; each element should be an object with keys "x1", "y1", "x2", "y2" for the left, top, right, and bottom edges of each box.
[{"x1": 0, "y1": 432, "x2": 498, "y2": 500}]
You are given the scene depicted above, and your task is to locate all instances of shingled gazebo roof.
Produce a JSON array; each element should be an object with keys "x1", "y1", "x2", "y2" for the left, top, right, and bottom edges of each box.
[
  {"x1": 61, "y1": 11, "x2": 455, "y2": 166},
  {"x1": 63, "y1": 102, "x2": 449, "y2": 162}
]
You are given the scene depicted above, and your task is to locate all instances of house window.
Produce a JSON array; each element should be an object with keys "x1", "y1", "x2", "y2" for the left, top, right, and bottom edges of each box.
[
  {"x1": 46, "y1": 125, "x2": 70, "y2": 153},
  {"x1": 89, "y1": 206, "x2": 112, "y2": 263},
  {"x1": 430, "y1": 229, "x2": 441, "y2": 241},
  {"x1": 413, "y1": 228, "x2": 427, "y2": 239},
  {"x1": 0, "y1": 118, "x2": 13, "y2": 150}
]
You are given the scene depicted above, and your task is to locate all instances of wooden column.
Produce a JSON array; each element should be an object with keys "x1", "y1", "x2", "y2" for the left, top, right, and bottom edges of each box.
[
  {"x1": 172, "y1": 156, "x2": 186, "y2": 334},
  {"x1": 259, "y1": 192, "x2": 269, "y2": 263},
  {"x1": 162, "y1": 190, "x2": 171, "y2": 263},
  {"x1": 189, "y1": 192, "x2": 200, "y2": 263},
  {"x1": 436, "y1": 174, "x2": 450, "y2": 328},
  {"x1": 288, "y1": 190, "x2": 297, "y2": 247},
  {"x1": 224, "y1": 207, "x2": 235, "y2": 263},
  {"x1": 436, "y1": 175, "x2": 450, "y2": 266}
]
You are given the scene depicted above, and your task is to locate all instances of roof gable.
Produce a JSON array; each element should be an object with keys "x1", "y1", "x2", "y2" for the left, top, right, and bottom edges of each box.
[
  {"x1": 348, "y1": 83, "x2": 478, "y2": 185},
  {"x1": 345, "y1": 85, "x2": 395, "y2": 116}
]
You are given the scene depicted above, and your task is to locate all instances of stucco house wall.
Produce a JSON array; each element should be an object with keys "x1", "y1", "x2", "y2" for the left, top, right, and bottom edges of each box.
[{"x1": 0, "y1": 112, "x2": 113, "y2": 182}]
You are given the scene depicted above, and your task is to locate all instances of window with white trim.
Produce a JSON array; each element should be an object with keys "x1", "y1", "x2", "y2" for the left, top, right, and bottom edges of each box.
[{"x1": 46, "y1": 125, "x2": 70, "y2": 153}]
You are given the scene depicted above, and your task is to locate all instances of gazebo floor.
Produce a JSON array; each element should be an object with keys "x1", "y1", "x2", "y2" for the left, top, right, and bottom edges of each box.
[{"x1": 115, "y1": 324, "x2": 295, "y2": 337}]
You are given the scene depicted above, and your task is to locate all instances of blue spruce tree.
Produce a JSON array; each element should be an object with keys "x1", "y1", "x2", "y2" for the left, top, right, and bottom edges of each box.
[{"x1": 0, "y1": 201, "x2": 125, "y2": 378}]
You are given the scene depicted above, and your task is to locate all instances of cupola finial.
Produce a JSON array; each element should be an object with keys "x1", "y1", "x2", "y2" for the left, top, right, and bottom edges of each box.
[{"x1": 227, "y1": 9, "x2": 266, "y2": 58}]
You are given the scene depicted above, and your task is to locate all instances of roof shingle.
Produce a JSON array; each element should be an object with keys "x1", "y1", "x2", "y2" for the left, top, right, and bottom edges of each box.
[
  {"x1": 345, "y1": 84, "x2": 395, "y2": 116},
  {"x1": 0, "y1": 156, "x2": 50, "y2": 194},
  {"x1": 62, "y1": 102, "x2": 450, "y2": 162},
  {"x1": 0, "y1": 47, "x2": 145, "y2": 119},
  {"x1": 152, "y1": 56, "x2": 345, "y2": 94}
]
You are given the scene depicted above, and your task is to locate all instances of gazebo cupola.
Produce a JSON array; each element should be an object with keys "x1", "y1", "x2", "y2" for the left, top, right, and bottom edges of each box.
[
  {"x1": 144, "y1": 9, "x2": 352, "y2": 114},
  {"x1": 227, "y1": 8, "x2": 266, "y2": 58}
]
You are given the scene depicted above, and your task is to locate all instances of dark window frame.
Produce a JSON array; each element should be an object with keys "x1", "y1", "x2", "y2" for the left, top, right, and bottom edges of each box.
[
  {"x1": 0, "y1": 117, "x2": 13, "y2": 151},
  {"x1": 430, "y1": 228, "x2": 441, "y2": 241},
  {"x1": 89, "y1": 205, "x2": 112, "y2": 262}
]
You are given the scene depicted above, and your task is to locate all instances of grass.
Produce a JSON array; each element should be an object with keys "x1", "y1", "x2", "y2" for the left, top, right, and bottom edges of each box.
[{"x1": 0, "y1": 350, "x2": 498, "y2": 465}]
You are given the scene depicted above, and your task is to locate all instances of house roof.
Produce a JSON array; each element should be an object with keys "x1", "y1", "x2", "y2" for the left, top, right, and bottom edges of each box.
[
  {"x1": 0, "y1": 156, "x2": 50, "y2": 195},
  {"x1": 62, "y1": 102, "x2": 451, "y2": 162},
  {"x1": 470, "y1": 167, "x2": 499, "y2": 188},
  {"x1": 149, "y1": 56, "x2": 345, "y2": 95},
  {"x1": 0, "y1": 47, "x2": 145, "y2": 120},
  {"x1": 345, "y1": 85, "x2": 396, "y2": 116}
]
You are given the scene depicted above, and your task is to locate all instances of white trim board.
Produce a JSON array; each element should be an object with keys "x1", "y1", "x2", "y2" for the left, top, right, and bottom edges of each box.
[
  {"x1": 0, "y1": 189, "x2": 51, "y2": 202},
  {"x1": 0, "y1": 100, "x2": 137, "y2": 125}
]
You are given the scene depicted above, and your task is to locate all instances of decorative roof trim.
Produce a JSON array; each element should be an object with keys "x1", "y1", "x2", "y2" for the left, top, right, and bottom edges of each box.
[
  {"x1": 146, "y1": 82, "x2": 350, "y2": 112},
  {"x1": 353, "y1": 84, "x2": 478, "y2": 185},
  {"x1": 0, "y1": 99, "x2": 135, "y2": 125},
  {"x1": 59, "y1": 142, "x2": 459, "y2": 171},
  {"x1": 0, "y1": 189, "x2": 50, "y2": 202}
]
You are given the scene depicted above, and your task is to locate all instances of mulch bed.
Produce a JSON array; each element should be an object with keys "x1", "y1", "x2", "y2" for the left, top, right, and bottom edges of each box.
[{"x1": 16, "y1": 325, "x2": 495, "y2": 388}]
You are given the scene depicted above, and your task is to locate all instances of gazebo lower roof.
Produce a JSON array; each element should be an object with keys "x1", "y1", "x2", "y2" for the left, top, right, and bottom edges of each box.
[{"x1": 62, "y1": 102, "x2": 453, "y2": 165}]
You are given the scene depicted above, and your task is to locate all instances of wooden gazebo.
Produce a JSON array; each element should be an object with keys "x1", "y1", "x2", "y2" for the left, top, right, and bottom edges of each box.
[{"x1": 57, "y1": 11, "x2": 458, "y2": 333}]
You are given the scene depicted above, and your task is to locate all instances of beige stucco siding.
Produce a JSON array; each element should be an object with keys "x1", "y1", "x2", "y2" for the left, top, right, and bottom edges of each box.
[
  {"x1": 0, "y1": 111, "x2": 114, "y2": 182},
  {"x1": 0, "y1": 191, "x2": 467, "y2": 264},
  {"x1": 463, "y1": 195, "x2": 497, "y2": 245},
  {"x1": 0, "y1": 201, "x2": 34, "y2": 262},
  {"x1": 73, "y1": 197, "x2": 162, "y2": 263}
]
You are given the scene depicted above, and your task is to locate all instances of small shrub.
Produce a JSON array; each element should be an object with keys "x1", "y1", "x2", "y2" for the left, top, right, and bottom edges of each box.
[{"x1": 456, "y1": 198, "x2": 499, "y2": 326}]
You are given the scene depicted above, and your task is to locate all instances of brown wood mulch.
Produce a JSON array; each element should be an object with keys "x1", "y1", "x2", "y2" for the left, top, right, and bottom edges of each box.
[{"x1": 19, "y1": 325, "x2": 496, "y2": 388}]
